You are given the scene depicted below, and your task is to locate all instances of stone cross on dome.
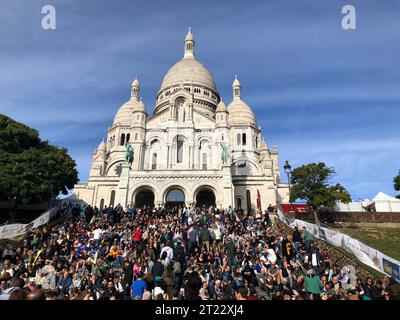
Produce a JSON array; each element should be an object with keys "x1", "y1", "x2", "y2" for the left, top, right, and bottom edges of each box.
[
  {"x1": 131, "y1": 75, "x2": 140, "y2": 100},
  {"x1": 184, "y1": 27, "x2": 195, "y2": 59},
  {"x1": 233, "y1": 74, "x2": 241, "y2": 99}
]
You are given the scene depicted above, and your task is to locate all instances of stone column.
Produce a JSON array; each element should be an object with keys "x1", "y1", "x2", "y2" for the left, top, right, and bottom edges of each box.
[
  {"x1": 115, "y1": 163, "x2": 130, "y2": 210},
  {"x1": 167, "y1": 145, "x2": 170, "y2": 169},
  {"x1": 194, "y1": 145, "x2": 199, "y2": 169},
  {"x1": 221, "y1": 164, "x2": 234, "y2": 208},
  {"x1": 192, "y1": 144, "x2": 195, "y2": 169},
  {"x1": 189, "y1": 146, "x2": 192, "y2": 168},
  {"x1": 169, "y1": 143, "x2": 174, "y2": 169}
]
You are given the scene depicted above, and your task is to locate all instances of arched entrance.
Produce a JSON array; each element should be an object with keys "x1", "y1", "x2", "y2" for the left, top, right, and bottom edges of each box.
[
  {"x1": 165, "y1": 188, "x2": 185, "y2": 207},
  {"x1": 236, "y1": 197, "x2": 242, "y2": 210},
  {"x1": 195, "y1": 187, "x2": 216, "y2": 209},
  {"x1": 135, "y1": 188, "x2": 155, "y2": 209}
]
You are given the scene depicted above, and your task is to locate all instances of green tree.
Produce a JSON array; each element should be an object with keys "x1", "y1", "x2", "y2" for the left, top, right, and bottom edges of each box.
[
  {"x1": 394, "y1": 170, "x2": 400, "y2": 199},
  {"x1": 0, "y1": 114, "x2": 79, "y2": 204},
  {"x1": 290, "y1": 162, "x2": 351, "y2": 209},
  {"x1": 328, "y1": 183, "x2": 352, "y2": 204}
]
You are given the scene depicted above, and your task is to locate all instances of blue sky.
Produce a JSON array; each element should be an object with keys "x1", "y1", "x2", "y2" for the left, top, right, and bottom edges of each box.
[{"x1": 0, "y1": 0, "x2": 399, "y2": 200}]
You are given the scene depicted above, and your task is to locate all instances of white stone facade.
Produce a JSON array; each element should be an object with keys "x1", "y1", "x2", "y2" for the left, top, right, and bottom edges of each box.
[{"x1": 74, "y1": 30, "x2": 289, "y2": 210}]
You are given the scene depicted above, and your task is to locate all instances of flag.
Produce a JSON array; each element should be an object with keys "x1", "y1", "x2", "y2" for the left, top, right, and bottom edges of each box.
[
  {"x1": 33, "y1": 249, "x2": 43, "y2": 265},
  {"x1": 257, "y1": 189, "x2": 261, "y2": 210}
]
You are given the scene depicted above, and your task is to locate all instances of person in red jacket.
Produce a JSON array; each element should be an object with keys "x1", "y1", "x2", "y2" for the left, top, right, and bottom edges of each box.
[{"x1": 133, "y1": 227, "x2": 141, "y2": 247}]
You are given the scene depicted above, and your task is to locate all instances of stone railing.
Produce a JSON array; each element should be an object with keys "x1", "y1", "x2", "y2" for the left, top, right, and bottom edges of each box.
[{"x1": 275, "y1": 219, "x2": 381, "y2": 281}]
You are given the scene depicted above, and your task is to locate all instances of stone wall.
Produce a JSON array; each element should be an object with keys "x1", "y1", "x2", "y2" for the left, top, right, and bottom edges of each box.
[{"x1": 276, "y1": 220, "x2": 381, "y2": 281}]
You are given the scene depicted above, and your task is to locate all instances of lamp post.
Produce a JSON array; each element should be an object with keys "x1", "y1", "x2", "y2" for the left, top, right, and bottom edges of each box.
[
  {"x1": 11, "y1": 196, "x2": 17, "y2": 223},
  {"x1": 283, "y1": 160, "x2": 294, "y2": 213}
]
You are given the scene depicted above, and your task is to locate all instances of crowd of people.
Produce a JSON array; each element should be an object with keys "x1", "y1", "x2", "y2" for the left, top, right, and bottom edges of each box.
[{"x1": 0, "y1": 201, "x2": 399, "y2": 301}]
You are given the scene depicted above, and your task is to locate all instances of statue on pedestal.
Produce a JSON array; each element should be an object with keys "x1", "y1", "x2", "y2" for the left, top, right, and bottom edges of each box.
[
  {"x1": 125, "y1": 143, "x2": 134, "y2": 166},
  {"x1": 220, "y1": 142, "x2": 228, "y2": 165}
]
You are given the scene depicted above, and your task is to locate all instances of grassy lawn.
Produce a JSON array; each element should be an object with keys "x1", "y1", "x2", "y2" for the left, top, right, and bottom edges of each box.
[{"x1": 334, "y1": 227, "x2": 400, "y2": 261}]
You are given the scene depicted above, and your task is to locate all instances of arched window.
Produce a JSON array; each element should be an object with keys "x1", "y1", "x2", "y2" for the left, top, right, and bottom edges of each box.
[
  {"x1": 99, "y1": 199, "x2": 105, "y2": 211},
  {"x1": 126, "y1": 133, "x2": 130, "y2": 143},
  {"x1": 152, "y1": 153, "x2": 157, "y2": 170},
  {"x1": 242, "y1": 133, "x2": 247, "y2": 146},
  {"x1": 177, "y1": 136, "x2": 184, "y2": 163},
  {"x1": 175, "y1": 106, "x2": 179, "y2": 120},
  {"x1": 237, "y1": 133, "x2": 241, "y2": 146},
  {"x1": 120, "y1": 134, "x2": 125, "y2": 146},
  {"x1": 135, "y1": 133, "x2": 138, "y2": 141},
  {"x1": 202, "y1": 153, "x2": 207, "y2": 170},
  {"x1": 236, "y1": 197, "x2": 242, "y2": 209},
  {"x1": 109, "y1": 190, "x2": 116, "y2": 208}
]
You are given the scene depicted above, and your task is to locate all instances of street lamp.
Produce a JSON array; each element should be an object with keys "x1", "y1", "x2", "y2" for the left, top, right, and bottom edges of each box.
[{"x1": 283, "y1": 160, "x2": 294, "y2": 213}]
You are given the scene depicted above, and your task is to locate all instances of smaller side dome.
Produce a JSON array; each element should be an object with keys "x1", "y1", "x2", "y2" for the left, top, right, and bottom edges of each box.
[
  {"x1": 113, "y1": 101, "x2": 134, "y2": 125},
  {"x1": 227, "y1": 76, "x2": 256, "y2": 126},
  {"x1": 113, "y1": 99, "x2": 147, "y2": 125},
  {"x1": 94, "y1": 140, "x2": 106, "y2": 161},
  {"x1": 228, "y1": 99, "x2": 256, "y2": 126},
  {"x1": 98, "y1": 140, "x2": 106, "y2": 151},
  {"x1": 216, "y1": 100, "x2": 228, "y2": 113},
  {"x1": 259, "y1": 140, "x2": 268, "y2": 152},
  {"x1": 135, "y1": 98, "x2": 147, "y2": 113},
  {"x1": 113, "y1": 78, "x2": 147, "y2": 126}
]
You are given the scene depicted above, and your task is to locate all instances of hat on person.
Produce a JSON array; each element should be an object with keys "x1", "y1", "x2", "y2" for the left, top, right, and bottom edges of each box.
[{"x1": 320, "y1": 292, "x2": 328, "y2": 297}]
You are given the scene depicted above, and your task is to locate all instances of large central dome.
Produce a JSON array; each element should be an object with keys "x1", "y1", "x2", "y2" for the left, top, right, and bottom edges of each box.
[
  {"x1": 160, "y1": 58, "x2": 216, "y2": 91},
  {"x1": 158, "y1": 29, "x2": 218, "y2": 94},
  {"x1": 154, "y1": 29, "x2": 220, "y2": 116}
]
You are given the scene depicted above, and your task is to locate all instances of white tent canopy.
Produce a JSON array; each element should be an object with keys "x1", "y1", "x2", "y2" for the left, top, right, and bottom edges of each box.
[
  {"x1": 372, "y1": 192, "x2": 400, "y2": 202},
  {"x1": 371, "y1": 192, "x2": 400, "y2": 212},
  {"x1": 335, "y1": 192, "x2": 400, "y2": 213}
]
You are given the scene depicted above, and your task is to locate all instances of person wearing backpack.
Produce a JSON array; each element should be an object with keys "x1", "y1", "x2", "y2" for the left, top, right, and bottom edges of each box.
[{"x1": 172, "y1": 256, "x2": 183, "y2": 290}]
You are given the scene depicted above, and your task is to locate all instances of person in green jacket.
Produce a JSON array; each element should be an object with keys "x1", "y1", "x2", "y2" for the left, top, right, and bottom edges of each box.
[
  {"x1": 301, "y1": 227, "x2": 313, "y2": 252},
  {"x1": 304, "y1": 268, "x2": 323, "y2": 297}
]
